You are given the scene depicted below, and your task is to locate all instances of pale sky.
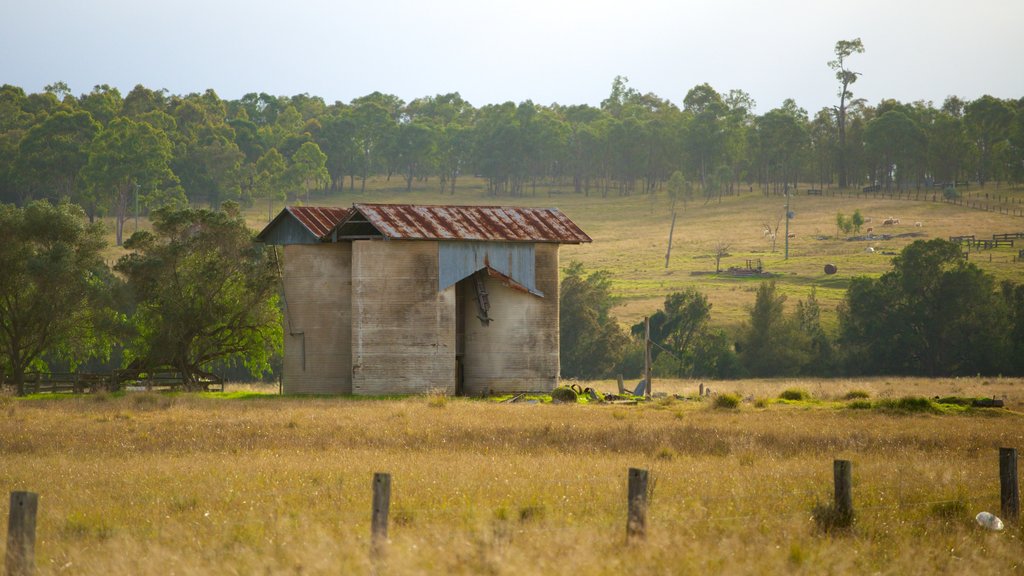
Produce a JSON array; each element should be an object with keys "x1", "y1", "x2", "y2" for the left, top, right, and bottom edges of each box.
[{"x1": 3, "y1": 0, "x2": 1022, "y2": 115}]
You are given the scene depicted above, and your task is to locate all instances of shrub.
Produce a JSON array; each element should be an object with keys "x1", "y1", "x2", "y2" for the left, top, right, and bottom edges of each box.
[
  {"x1": 843, "y1": 390, "x2": 870, "y2": 400},
  {"x1": 550, "y1": 386, "x2": 579, "y2": 404},
  {"x1": 713, "y1": 393, "x2": 741, "y2": 409},
  {"x1": 779, "y1": 388, "x2": 810, "y2": 401},
  {"x1": 847, "y1": 400, "x2": 872, "y2": 410}
]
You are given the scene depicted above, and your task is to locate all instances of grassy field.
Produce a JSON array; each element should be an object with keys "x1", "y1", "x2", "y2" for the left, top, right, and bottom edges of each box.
[
  {"x1": 2, "y1": 378, "x2": 1023, "y2": 575},
  {"x1": 97, "y1": 178, "x2": 1024, "y2": 333},
  {"x1": 262, "y1": 180, "x2": 1024, "y2": 331}
]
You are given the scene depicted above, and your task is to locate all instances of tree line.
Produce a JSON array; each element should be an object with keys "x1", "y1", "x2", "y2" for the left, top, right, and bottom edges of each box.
[
  {"x1": 2, "y1": 40, "x2": 1023, "y2": 231},
  {"x1": 561, "y1": 239, "x2": 1024, "y2": 380}
]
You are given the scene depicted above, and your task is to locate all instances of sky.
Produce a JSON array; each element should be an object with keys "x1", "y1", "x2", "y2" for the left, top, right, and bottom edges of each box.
[{"x1": 3, "y1": 0, "x2": 1023, "y2": 115}]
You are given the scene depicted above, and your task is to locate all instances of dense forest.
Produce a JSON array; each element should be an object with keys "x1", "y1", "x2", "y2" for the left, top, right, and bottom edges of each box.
[{"x1": 2, "y1": 72, "x2": 1024, "y2": 237}]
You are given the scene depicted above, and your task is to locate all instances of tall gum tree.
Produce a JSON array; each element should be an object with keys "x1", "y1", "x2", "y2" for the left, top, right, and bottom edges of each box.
[{"x1": 829, "y1": 38, "x2": 865, "y2": 189}]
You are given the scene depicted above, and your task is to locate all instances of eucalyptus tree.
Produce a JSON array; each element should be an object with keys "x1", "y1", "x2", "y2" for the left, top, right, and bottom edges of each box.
[
  {"x1": 752, "y1": 105, "x2": 810, "y2": 194},
  {"x1": 809, "y1": 108, "x2": 837, "y2": 189},
  {"x1": 289, "y1": 141, "x2": 329, "y2": 201},
  {"x1": 682, "y1": 83, "x2": 728, "y2": 189},
  {"x1": 78, "y1": 84, "x2": 123, "y2": 126},
  {"x1": 863, "y1": 109, "x2": 927, "y2": 191},
  {"x1": 828, "y1": 38, "x2": 865, "y2": 188},
  {"x1": 15, "y1": 110, "x2": 100, "y2": 202},
  {"x1": 316, "y1": 110, "x2": 359, "y2": 191},
  {"x1": 82, "y1": 116, "x2": 181, "y2": 245},
  {"x1": 964, "y1": 95, "x2": 1014, "y2": 186}
]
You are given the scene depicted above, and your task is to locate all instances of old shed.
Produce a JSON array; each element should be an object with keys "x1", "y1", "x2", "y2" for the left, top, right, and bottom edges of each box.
[{"x1": 256, "y1": 203, "x2": 591, "y2": 395}]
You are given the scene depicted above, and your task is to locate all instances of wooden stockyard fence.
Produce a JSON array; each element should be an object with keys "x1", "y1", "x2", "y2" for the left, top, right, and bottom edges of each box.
[
  {"x1": 10, "y1": 369, "x2": 224, "y2": 395},
  {"x1": 4, "y1": 448, "x2": 1020, "y2": 574},
  {"x1": 792, "y1": 184, "x2": 1024, "y2": 218}
]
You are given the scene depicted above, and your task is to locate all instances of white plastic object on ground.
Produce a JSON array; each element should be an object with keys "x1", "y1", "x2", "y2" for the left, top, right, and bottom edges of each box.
[{"x1": 975, "y1": 511, "x2": 1004, "y2": 531}]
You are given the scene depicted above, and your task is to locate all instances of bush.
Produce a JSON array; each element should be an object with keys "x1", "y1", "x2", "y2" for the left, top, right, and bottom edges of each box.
[
  {"x1": 713, "y1": 393, "x2": 741, "y2": 409},
  {"x1": 843, "y1": 390, "x2": 870, "y2": 400},
  {"x1": 847, "y1": 400, "x2": 872, "y2": 410},
  {"x1": 550, "y1": 386, "x2": 579, "y2": 403},
  {"x1": 779, "y1": 388, "x2": 810, "y2": 401}
]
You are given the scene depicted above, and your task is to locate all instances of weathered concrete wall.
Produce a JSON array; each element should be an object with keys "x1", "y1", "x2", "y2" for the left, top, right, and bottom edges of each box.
[
  {"x1": 281, "y1": 243, "x2": 352, "y2": 394},
  {"x1": 351, "y1": 240, "x2": 456, "y2": 395},
  {"x1": 461, "y1": 243, "x2": 559, "y2": 394}
]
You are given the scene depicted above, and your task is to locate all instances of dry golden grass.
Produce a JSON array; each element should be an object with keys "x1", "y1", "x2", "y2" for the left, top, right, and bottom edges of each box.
[{"x1": 3, "y1": 378, "x2": 1024, "y2": 575}]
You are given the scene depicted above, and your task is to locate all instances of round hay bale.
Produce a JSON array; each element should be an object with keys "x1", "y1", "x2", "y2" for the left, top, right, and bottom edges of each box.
[
  {"x1": 824, "y1": 263, "x2": 838, "y2": 275},
  {"x1": 550, "y1": 386, "x2": 579, "y2": 404}
]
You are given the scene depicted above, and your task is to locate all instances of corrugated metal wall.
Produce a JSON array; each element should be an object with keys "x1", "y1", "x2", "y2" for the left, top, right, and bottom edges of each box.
[
  {"x1": 460, "y1": 243, "x2": 560, "y2": 394},
  {"x1": 438, "y1": 242, "x2": 538, "y2": 294},
  {"x1": 282, "y1": 244, "x2": 352, "y2": 394},
  {"x1": 351, "y1": 240, "x2": 456, "y2": 395}
]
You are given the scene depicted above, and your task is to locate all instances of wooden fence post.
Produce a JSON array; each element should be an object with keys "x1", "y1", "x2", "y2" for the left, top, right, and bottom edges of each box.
[
  {"x1": 1000, "y1": 448, "x2": 1020, "y2": 523},
  {"x1": 616, "y1": 374, "x2": 624, "y2": 395},
  {"x1": 834, "y1": 460, "x2": 853, "y2": 520},
  {"x1": 643, "y1": 317, "x2": 652, "y2": 398},
  {"x1": 5, "y1": 491, "x2": 38, "y2": 576},
  {"x1": 371, "y1": 473, "x2": 391, "y2": 550},
  {"x1": 627, "y1": 468, "x2": 649, "y2": 539}
]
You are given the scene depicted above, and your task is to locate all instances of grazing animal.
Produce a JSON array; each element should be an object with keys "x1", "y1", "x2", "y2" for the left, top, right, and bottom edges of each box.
[
  {"x1": 864, "y1": 217, "x2": 872, "y2": 223},
  {"x1": 915, "y1": 221, "x2": 923, "y2": 227},
  {"x1": 866, "y1": 227, "x2": 874, "y2": 234},
  {"x1": 865, "y1": 247, "x2": 875, "y2": 253},
  {"x1": 787, "y1": 232, "x2": 796, "y2": 238},
  {"x1": 882, "y1": 217, "x2": 900, "y2": 226}
]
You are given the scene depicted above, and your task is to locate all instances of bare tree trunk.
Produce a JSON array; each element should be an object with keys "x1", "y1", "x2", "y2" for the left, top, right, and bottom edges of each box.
[{"x1": 664, "y1": 206, "x2": 677, "y2": 269}]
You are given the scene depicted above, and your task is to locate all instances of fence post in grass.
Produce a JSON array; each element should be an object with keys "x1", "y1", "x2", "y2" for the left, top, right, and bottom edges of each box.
[
  {"x1": 627, "y1": 468, "x2": 649, "y2": 539},
  {"x1": 5, "y1": 491, "x2": 38, "y2": 576},
  {"x1": 1000, "y1": 448, "x2": 1019, "y2": 523},
  {"x1": 834, "y1": 460, "x2": 853, "y2": 521},
  {"x1": 371, "y1": 473, "x2": 391, "y2": 551},
  {"x1": 617, "y1": 374, "x2": 624, "y2": 395}
]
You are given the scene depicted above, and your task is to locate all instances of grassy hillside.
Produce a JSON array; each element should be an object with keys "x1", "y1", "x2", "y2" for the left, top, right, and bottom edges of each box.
[
  {"x1": 101, "y1": 179, "x2": 1024, "y2": 334},
  {"x1": 268, "y1": 180, "x2": 1024, "y2": 332}
]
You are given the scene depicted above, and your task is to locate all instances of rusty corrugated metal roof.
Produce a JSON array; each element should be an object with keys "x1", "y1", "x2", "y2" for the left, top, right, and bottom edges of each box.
[
  {"x1": 287, "y1": 206, "x2": 352, "y2": 239},
  {"x1": 346, "y1": 204, "x2": 592, "y2": 243}
]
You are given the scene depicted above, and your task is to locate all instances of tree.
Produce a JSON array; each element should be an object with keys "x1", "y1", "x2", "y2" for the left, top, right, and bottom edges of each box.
[
  {"x1": 82, "y1": 117, "x2": 181, "y2": 245},
  {"x1": 964, "y1": 95, "x2": 1014, "y2": 186},
  {"x1": 0, "y1": 201, "x2": 116, "y2": 395},
  {"x1": 851, "y1": 209, "x2": 865, "y2": 233},
  {"x1": 863, "y1": 110, "x2": 926, "y2": 191},
  {"x1": 737, "y1": 280, "x2": 810, "y2": 376},
  {"x1": 115, "y1": 205, "x2": 283, "y2": 387},
  {"x1": 254, "y1": 148, "x2": 288, "y2": 221},
  {"x1": 289, "y1": 141, "x2": 329, "y2": 202},
  {"x1": 829, "y1": 38, "x2": 865, "y2": 188},
  {"x1": 15, "y1": 110, "x2": 100, "y2": 203},
  {"x1": 559, "y1": 262, "x2": 629, "y2": 378},
  {"x1": 795, "y1": 288, "x2": 833, "y2": 374},
  {"x1": 839, "y1": 239, "x2": 1012, "y2": 375},
  {"x1": 632, "y1": 289, "x2": 713, "y2": 377}
]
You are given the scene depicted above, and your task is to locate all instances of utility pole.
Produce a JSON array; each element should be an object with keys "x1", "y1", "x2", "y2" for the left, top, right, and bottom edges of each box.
[{"x1": 784, "y1": 190, "x2": 791, "y2": 260}]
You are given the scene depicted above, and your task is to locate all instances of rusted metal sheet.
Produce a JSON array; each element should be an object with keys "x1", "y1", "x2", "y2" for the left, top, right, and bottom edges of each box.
[
  {"x1": 289, "y1": 206, "x2": 351, "y2": 239},
  {"x1": 346, "y1": 204, "x2": 591, "y2": 244},
  {"x1": 438, "y1": 241, "x2": 540, "y2": 295},
  {"x1": 257, "y1": 206, "x2": 351, "y2": 244}
]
